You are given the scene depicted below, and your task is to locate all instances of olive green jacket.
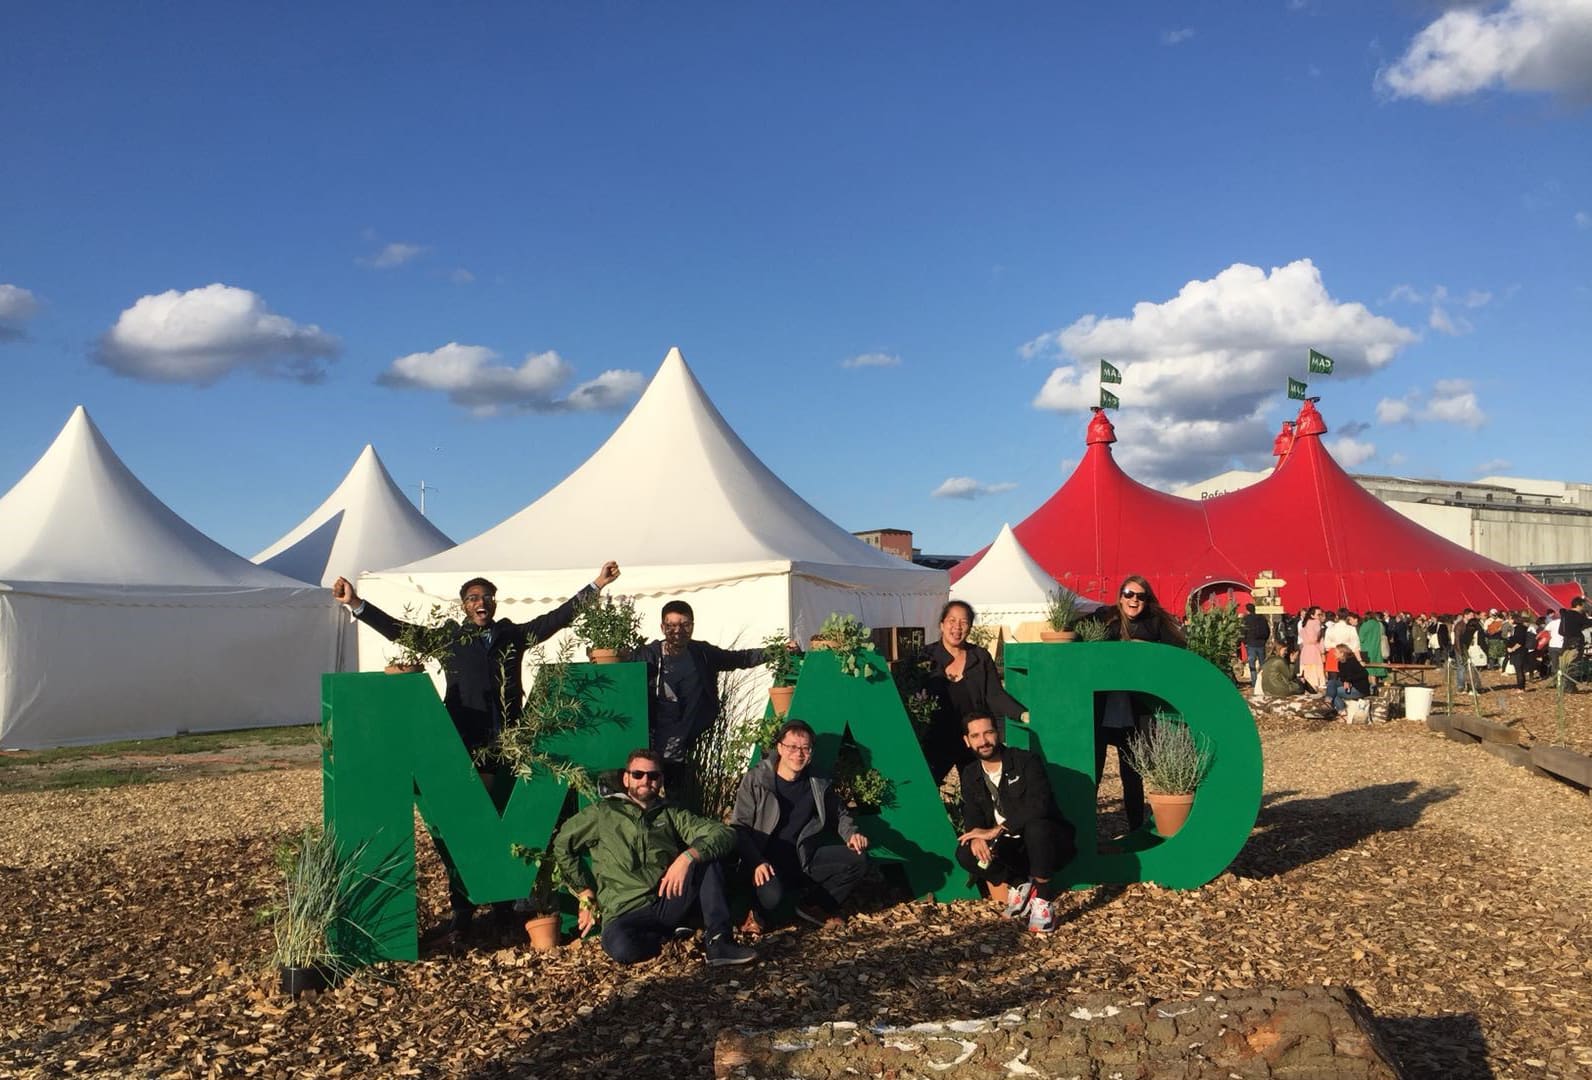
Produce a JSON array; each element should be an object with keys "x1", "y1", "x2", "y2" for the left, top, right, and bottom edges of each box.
[{"x1": 552, "y1": 793, "x2": 735, "y2": 920}]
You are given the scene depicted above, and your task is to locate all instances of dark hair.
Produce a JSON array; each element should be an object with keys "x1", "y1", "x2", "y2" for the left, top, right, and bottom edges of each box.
[
  {"x1": 459, "y1": 577, "x2": 497, "y2": 600},
  {"x1": 1108, "y1": 575, "x2": 1186, "y2": 647},
  {"x1": 939, "y1": 600, "x2": 976, "y2": 625},
  {"x1": 1574, "y1": 597, "x2": 1588, "y2": 609},
  {"x1": 1245, "y1": 602, "x2": 1256, "y2": 614},
  {"x1": 661, "y1": 600, "x2": 694, "y2": 621},
  {"x1": 624, "y1": 747, "x2": 663, "y2": 769},
  {"x1": 774, "y1": 718, "x2": 816, "y2": 746},
  {"x1": 962, "y1": 712, "x2": 997, "y2": 733}
]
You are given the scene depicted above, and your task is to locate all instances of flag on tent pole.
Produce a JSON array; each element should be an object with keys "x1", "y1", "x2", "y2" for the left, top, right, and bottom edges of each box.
[
  {"x1": 1100, "y1": 359, "x2": 1122, "y2": 384},
  {"x1": 1287, "y1": 377, "x2": 1308, "y2": 400},
  {"x1": 1307, "y1": 348, "x2": 1335, "y2": 374},
  {"x1": 1100, "y1": 388, "x2": 1119, "y2": 409}
]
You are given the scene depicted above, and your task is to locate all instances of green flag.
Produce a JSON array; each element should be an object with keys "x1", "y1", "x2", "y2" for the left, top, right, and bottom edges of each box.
[
  {"x1": 1287, "y1": 377, "x2": 1308, "y2": 400},
  {"x1": 1100, "y1": 388, "x2": 1119, "y2": 409},
  {"x1": 1307, "y1": 348, "x2": 1334, "y2": 375},
  {"x1": 1100, "y1": 359, "x2": 1122, "y2": 384}
]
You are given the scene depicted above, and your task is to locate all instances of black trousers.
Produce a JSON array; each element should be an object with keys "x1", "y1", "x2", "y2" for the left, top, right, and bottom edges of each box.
[
  {"x1": 750, "y1": 845, "x2": 869, "y2": 915},
  {"x1": 955, "y1": 819, "x2": 1075, "y2": 894},
  {"x1": 601, "y1": 858, "x2": 733, "y2": 964},
  {"x1": 1094, "y1": 724, "x2": 1146, "y2": 831}
]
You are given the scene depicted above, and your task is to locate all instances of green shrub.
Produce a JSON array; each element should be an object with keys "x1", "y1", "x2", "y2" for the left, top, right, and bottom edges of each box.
[
  {"x1": 1183, "y1": 599, "x2": 1243, "y2": 680},
  {"x1": 573, "y1": 593, "x2": 643, "y2": 653}
]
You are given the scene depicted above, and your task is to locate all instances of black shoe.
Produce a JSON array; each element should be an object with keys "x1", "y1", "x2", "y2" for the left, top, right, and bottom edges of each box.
[{"x1": 704, "y1": 933, "x2": 756, "y2": 967}]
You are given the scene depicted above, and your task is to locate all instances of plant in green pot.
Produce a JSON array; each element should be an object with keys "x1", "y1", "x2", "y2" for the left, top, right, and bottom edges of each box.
[
  {"x1": 573, "y1": 593, "x2": 643, "y2": 663},
  {"x1": 1041, "y1": 589, "x2": 1081, "y2": 642},
  {"x1": 762, "y1": 630, "x2": 802, "y2": 716},
  {"x1": 1122, "y1": 710, "x2": 1212, "y2": 838}
]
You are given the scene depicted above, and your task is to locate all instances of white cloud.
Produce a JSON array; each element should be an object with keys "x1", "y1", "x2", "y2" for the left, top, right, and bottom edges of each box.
[
  {"x1": 1162, "y1": 28, "x2": 1195, "y2": 45},
  {"x1": 1463, "y1": 289, "x2": 1494, "y2": 308},
  {"x1": 842, "y1": 352, "x2": 902, "y2": 369},
  {"x1": 1327, "y1": 435, "x2": 1377, "y2": 467},
  {"x1": 95, "y1": 284, "x2": 339, "y2": 384},
  {"x1": 931, "y1": 476, "x2": 1018, "y2": 500},
  {"x1": 376, "y1": 343, "x2": 643, "y2": 416},
  {"x1": 0, "y1": 283, "x2": 40, "y2": 342},
  {"x1": 1424, "y1": 378, "x2": 1487, "y2": 427},
  {"x1": 1376, "y1": 397, "x2": 1414, "y2": 423},
  {"x1": 357, "y1": 242, "x2": 426, "y2": 269},
  {"x1": 449, "y1": 268, "x2": 476, "y2": 285},
  {"x1": 1385, "y1": 283, "x2": 1425, "y2": 304},
  {"x1": 1577, "y1": 210, "x2": 1591, "y2": 229},
  {"x1": 1378, "y1": 0, "x2": 1592, "y2": 104},
  {"x1": 1476, "y1": 457, "x2": 1513, "y2": 474},
  {"x1": 1429, "y1": 304, "x2": 1473, "y2": 335},
  {"x1": 1024, "y1": 259, "x2": 1416, "y2": 485}
]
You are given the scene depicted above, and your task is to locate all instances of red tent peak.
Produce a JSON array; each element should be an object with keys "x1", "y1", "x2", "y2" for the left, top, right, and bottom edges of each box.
[
  {"x1": 1086, "y1": 407, "x2": 1117, "y2": 446},
  {"x1": 1272, "y1": 420, "x2": 1296, "y2": 461},
  {"x1": 1294, "y1": 399, "x2": 1328, "y2": 438}
]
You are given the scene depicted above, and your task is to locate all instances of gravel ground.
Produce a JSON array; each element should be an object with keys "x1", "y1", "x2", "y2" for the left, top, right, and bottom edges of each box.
[{"x1": 1, "y1": 713, "x2": 1588, "y2": 1079}]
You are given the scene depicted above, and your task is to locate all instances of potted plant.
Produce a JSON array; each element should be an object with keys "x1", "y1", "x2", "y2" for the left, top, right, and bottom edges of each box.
[
  {"x1": 509, "y1": 844, "x2": 572, "y2": 950},
  {"x1": 1073, "y1": 617, "x2": 1108, "y2": 643},
  {"x1": 270, "y1": 826, "x2": 386, "y2": 998},
  {"x1": 1041, "y1": 589, "x2": 1081, "y2": 642},
  {"x1": 384, "y1": 603, "x2": 458, "y2": 673},
  {"x1": 810, "y1": 613, "x2": 875, "y2": 678},
  {"x1": 762, "y1": 630, "x2": 802, "y2": 716},
  {"x1": 1122, "y1": 710, "x2": 1212, "y2": 838},
  {"x1": 573, "y1": 593, "x2": 642, "y2": 663}
]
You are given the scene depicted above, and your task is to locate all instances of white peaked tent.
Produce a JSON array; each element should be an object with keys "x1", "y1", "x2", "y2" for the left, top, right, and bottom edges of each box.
[
  {"x1": 0, "y1": 407, "x2": 341, "y2": 748},
  {"x1": 355, "y1": 347, "x2": 947, "y2": 671},
  {"x1": 253, "y1": 444, "x2": 453, "y2": 586},
  {"x1": 950, "y1": 523, "x2": 1089, "y2": 635}
]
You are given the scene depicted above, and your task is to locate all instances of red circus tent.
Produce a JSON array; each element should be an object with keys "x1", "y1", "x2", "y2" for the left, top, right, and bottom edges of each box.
[
  {"x1": 1545, "y1": 580, "x2": 1587, "y2": 609},
  {"x1": 1203, "y1": 399, "x2": 1559, "y2": 616},
  {"x1": 950, "y1": 409, "x2": 1249, "y2": 611}
]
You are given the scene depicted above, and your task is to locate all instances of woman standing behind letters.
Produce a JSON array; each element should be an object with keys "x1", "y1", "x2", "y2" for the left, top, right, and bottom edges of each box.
[
  {"x1": 920, "y1": 601, "x2": 1026, "y2": 782},
  {"x1": 1097, "y1": 575, "x2": 1187, "y2": 834}
]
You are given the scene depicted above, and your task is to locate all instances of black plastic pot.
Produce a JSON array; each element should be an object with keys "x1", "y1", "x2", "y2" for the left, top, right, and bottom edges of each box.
[{"x1": 279, "y1": 964, "x2": 332, "y2": 999}]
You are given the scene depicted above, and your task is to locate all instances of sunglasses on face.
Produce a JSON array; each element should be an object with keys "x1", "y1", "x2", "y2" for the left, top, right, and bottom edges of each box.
[
  {"x1": 1121, "y1": 589, "x2": 1147, "y2": 600},
  {"x1": 627, "y1": 769, "x2": 663, "y2": 781}
]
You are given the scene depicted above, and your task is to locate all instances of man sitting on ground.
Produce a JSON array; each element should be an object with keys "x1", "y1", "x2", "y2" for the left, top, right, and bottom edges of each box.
[
  {"x1": 1327, "y1": 643, "x2": 1371, "y2": 719},
  {"x1": 553, "y1": 747, "x2": 755, "y2": 967},
  {"x1": 955, "y1": 714, "x2": 1076, "y2": 934},
  {"x1": 729, "y1": 719, "x2": 869, "y2": 933}
]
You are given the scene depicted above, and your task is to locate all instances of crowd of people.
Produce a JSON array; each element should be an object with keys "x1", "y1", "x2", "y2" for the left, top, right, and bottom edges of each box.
[
  {"x1": 330, "y1": 568, "x2": 1589, "y2": 964},
  {"x1": 1241, "y1": 596, "x2": 1591, "y2": 717}
]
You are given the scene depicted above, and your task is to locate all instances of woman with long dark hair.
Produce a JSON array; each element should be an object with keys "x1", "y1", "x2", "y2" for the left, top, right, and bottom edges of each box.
[
  {"x1": 1097, "y1": 575, "x2": 1187, "y2": 834},
  {"x1": 919, "y1": 600, "x2": 1025, "y2": 782}
]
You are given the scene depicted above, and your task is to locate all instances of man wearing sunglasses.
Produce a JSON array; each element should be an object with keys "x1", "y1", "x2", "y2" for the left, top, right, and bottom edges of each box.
[
  {"x1": 553, "y1": 747, "x2": 756, "y2": 967},
  {"x1": 729, "y1": 719, "x2": 869, "y2": 933}
]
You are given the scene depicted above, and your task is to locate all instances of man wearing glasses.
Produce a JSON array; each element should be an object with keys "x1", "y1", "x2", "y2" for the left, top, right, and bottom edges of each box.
[
  {"x1": 628, "y1": 600, "x2": 796, "y2": 808},
  {"x1": 331, "y1": 561, "x2": 621, "y2": 941},
  {"x1": 729, "y1": 719, "x2": 869, "y2": 932},
  {"x1": 554, "y1": 747, "x2": 756, "y2": 967}
]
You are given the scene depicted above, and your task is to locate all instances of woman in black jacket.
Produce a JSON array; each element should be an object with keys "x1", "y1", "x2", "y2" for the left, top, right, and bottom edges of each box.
[
  {"x1": 1097, "y1": 575, "x2": 1187, "y2": 833},
  {"x1": 919, "y1": 600, "x2": 1025, "y2": 782}
]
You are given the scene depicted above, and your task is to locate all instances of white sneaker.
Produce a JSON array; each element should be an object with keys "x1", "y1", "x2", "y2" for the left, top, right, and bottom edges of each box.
[
  {"x1": 1026, "y1": 895, "x2": 1057, "y2": 934},
  {"x1": 1003, "y1": 880, "x2": 1034, "y2": 920}
]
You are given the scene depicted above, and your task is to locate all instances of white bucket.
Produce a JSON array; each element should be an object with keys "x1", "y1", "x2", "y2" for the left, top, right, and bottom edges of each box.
[{"x1": 1404, "y1": 686, "x2": 1434, "y2": 722}]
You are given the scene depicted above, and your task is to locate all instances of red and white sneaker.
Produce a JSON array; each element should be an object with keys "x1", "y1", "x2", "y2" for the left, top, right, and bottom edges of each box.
[
  {"x1": 1026, "y1": 895, "x2": 1058, "y2": 934},
  {"x1": 1003, "y1": 880, "x2": 1034, "y2": 920}
]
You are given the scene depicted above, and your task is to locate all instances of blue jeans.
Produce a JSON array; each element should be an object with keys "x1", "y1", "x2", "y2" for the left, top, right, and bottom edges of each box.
[{"x1": 1327, "y1": 683, "x2": 1364, "y2": 714}]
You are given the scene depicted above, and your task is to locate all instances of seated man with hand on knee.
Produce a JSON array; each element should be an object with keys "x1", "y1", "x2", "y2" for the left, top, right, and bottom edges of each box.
[{"x1": 956, "y1": 714, "x2": 1076, "y2": 934}]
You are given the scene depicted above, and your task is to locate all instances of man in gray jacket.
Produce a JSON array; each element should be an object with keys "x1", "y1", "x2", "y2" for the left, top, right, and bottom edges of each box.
[{"x1": 729, "y1": 719, "x2": 869, "y2": 931}]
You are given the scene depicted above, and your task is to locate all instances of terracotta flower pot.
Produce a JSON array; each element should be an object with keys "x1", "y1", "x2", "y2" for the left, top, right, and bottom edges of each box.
[
  {"x1": 1039, "y1": 630, "x2": 1077, "y2": 643},
  {"x1": 525, "y1": 914, "x2": 561, "y2": 951},
  {"x1": 384, "y1": 663, "x2": 424, "y2": 674},
  {"x1": 768, "y1": 685, "x2": 796, "y2": 716},
  {"x1": 586, "y1": 648, "x2": 620, "y2": 665},
  {"x1": 1146, "y1": 791, "x2": 1195, "y2": 837}
]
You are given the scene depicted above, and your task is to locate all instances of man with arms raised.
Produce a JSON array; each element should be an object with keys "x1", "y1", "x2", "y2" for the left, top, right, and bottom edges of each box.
[
  {"x1": 730, "y1": 719, "x2": 869, "y2": 933},
  {"x1": 956, "y1": 714, "x2": 1076, "y2": 934},
  {"x1": 554, "y1": 747, "x2": 756, "y2": 967}
]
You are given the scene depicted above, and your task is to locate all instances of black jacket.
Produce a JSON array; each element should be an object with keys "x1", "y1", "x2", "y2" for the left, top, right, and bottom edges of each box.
[
  {"x1": 356, "y1": 585, "x2": 593, "y2": 751},
  {"x1": 627, "y1": 639, "x2": 763, "y2": 762},
  {"x1": 1338, "y1": 653, "x2": 1371, "y2": 696},
  {"x1": 959, "y1": 745, "x2": 1065, "y2": 836},
  {"x1": 1241, "y1": 612, "x2": 1270, "y2": 647}
]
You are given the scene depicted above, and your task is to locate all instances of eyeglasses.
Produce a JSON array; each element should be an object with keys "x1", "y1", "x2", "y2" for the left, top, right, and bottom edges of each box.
[
  {"x1": 462, "y1": 593, "x2": 496, "y2": 604},
  {"x1": 1121, "y1": 589, "x2": 1147, "y2": 600},
  {"x1": 627, "y1": 768, "x2": 663, "y2": 781},
  {"x1": 661, "y1": 620, "x2": 693, "y2": 631},
  {"x1": 777, "y1": 742, "x2": 813, "y2": 756}
]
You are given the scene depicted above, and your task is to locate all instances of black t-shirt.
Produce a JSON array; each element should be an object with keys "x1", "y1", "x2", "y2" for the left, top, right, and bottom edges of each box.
[
  {"x1": 652, "y1": 649, "x2": 704, "y2": 762},
  {"x1": 765, "y1": 773, "x2": 815, "y2": 865},
  {"x1": 1561, "y1": 607, "x2": 1591, "y2": 654}
]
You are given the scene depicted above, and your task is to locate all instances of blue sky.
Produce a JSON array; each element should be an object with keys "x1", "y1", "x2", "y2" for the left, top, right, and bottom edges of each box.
[{"x1": 3, "y1": 2, "x2": 1589, "y2": 562}]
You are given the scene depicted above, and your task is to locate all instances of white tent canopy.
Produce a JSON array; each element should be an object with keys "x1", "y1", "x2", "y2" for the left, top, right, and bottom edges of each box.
[
  {"x1": 356, "y1": 347, "x2": 946, "y2": 672},
  {"x1": 253, "y1": 444, "x2": 453, "y2": 587},
  {"x1": 0, "y1": 407, "x2": 340, "y2": 748},
  {"x1": 950, "y1": 523, "x2": 1088, "y2": 634}
]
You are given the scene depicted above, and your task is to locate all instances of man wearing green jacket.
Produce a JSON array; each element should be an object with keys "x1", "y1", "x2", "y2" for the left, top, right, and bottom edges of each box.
[{"x1": 553, "y1": 746, "x2": 756, "y2": 967}]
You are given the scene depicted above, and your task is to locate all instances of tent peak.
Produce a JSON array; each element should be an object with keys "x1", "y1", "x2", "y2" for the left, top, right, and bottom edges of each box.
[
  {"x1": 1086, "y1": 407, "x2": 1117, "y2": 446},
  {"x1": 1294, "y1": 399, "x2": 1328, "y2": 438},
  {"x1": 1272, "y1": 420, "x2": 1296, "y2": 461}
]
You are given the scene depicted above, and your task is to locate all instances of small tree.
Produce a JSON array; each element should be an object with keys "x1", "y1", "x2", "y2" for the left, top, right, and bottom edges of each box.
[
  {"x1": 573, "y1": 593, "x2": 643, "y2": 654},
  {"x1": 1183, "y1": 598, "x2": 1244, "y2": 681}
]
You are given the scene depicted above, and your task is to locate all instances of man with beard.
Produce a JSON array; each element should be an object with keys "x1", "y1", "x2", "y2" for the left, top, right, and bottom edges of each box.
[{"x1": 955, "y1": 715, "x2": 1076, "y2": 934}]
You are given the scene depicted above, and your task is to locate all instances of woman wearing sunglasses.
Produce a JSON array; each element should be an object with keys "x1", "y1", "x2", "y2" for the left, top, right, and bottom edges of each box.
[{"x1": 1096, "y1": 575, "x2": 1187, "y2": 835}]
